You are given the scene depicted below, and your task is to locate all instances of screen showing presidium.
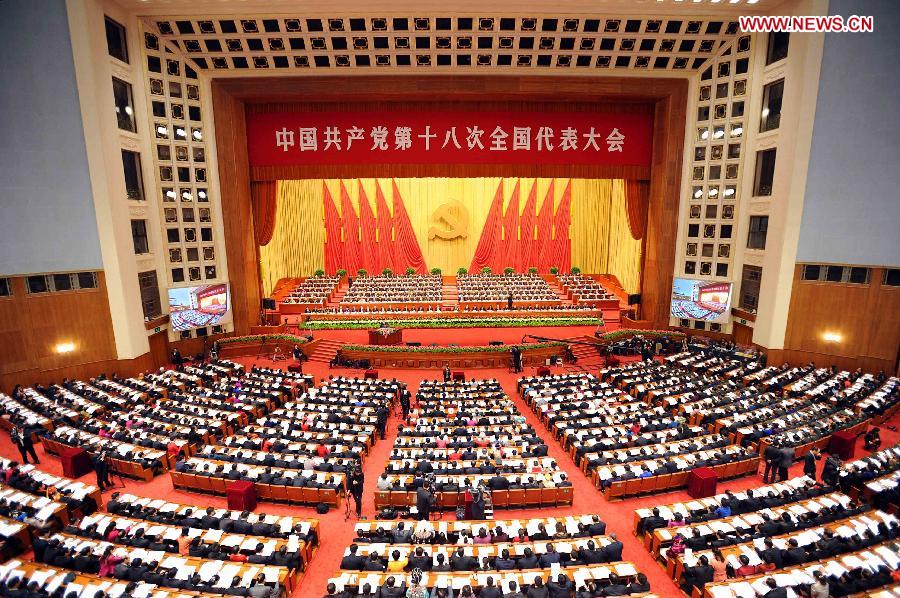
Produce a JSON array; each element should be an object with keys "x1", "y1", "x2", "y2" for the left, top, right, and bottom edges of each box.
[
  {"x1": 167, "y1": 283, "x2": 231, "y2": 331},
  {"x1": 670, "y1": 278, "x2": 733, "y2": 323}
]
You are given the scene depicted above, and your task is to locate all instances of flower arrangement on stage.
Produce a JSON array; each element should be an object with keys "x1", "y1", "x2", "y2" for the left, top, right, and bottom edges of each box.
[
  {"x1": 218, "y1": 334, "x2": 311, "y2": 346},
  {"x1": 305, "y1": 316, "x2": 604, "y2": 330},
  {"x1": 341, "y1": 341, "x2": 565, "y2": 353}
]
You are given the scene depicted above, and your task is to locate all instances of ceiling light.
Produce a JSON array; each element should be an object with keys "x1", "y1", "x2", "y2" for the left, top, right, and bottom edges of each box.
[
  {"x1": 156, "y1": 125, "x2": 168, "y2": 135},
  {"x1": 731, "y1": 126, "x2": 744, "y2": 137},
  {"x1": 714, "y1": 130, "x2": 725, "y2": 139},
  {"x1": 694, "y1": 189, "x2": 703, "y2": 198},
  {"x1": 198, "y1": 190, "x2": 207, "y2": 199},
  {"x1": 55, "y1": 342, "x2": 75, "y2": 354},
  {"x1": 708, "y1": 188, "x2": 719, "y2": 197},
  {"x1": 822, "y1": 332, "x2": 843, "y2": 343},
  {"x1": 166, "y1": 190, "x2": 176, "y2": 199},
  {"x1": 724, "y1": 188, "x2": 735, "y2": 197}
]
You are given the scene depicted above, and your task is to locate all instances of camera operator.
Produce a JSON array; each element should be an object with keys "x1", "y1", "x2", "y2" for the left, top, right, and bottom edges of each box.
[
  {"x1": 93, "y1": 448, "x2": 112, "y2": 491},
  {"x1": 347, "y1": 460, "x2": 365, "y2": 518}
]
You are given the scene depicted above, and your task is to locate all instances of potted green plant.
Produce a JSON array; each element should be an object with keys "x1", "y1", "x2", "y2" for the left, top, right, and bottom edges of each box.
[
  {"x1": 382, "y1": 268, "x2": 393, "y2": 276},
  {"x1": 430, "y1": 267, "x2": 442, "y2": 275},
  {"x1": 357, "y1": 268, "x2": 367, "y2": 277},
  {"x1": 457, "y1": 267, "x2": 468, "y2": 275},
  {"x1": 570, "y1": 266, "x2": 581, "y2": 275},
  {"x1": 528, "y1": 267, "x2": 538, "y2": 274},
  {"x1": 504, "y1": 267, "x2": 515, "y2": 275},
  {"x1": 336, "y1": 269, "x2": 347, "y2": 278},
  {"x1": 549, "y1": 266, "x2": 559, "y2": 275},
  {"x1": 481, "y1": 267, "x2": 492, "y2": 275},
  {"x1": 313, "y1": 269, "x2": 325, "y2": 277},
  {"x1": 406, "y1": 267, "x2": 416, "y2": 275}
]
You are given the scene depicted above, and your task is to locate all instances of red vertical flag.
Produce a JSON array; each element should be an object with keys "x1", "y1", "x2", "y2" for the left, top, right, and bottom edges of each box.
[
  {"x1": 470, "y1": 180, "x2": 504, "y2": 272},
  {"x1": 501, "y1": 180, "x2": 521, "y2": 272},
  {"x1": 535, "y1": 180, "x2": 555, "y2": 272},
  {"x1": 391, "y1": 180, "x2": 427, "y2": 274},
  {"x1": 357, "y1": 181, "x2": 379, "y2": 273},
  {"x1": 340, "y1": 181, "x2": 362, "y2": 273},
  {"x1": 375, "y1": 181, "x2": 395, "y2": 273},
  {"x1": 323, "y1": 183, "x2": 343, "y2": 274},
  {"x1": 519, "y1": 181, "x2": 537, "y2": 270},
  {"x1": 551, "y1": 180, "x2": 573, "y2": 273}
]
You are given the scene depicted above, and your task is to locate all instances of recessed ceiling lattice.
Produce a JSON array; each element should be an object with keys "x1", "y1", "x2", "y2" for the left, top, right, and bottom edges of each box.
[{"x1": 143, "y1": 15, "x2": 746, "y2": 73}]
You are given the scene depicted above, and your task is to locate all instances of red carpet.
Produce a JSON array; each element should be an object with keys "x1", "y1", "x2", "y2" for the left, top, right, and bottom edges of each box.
[{"x1": 2, "y1": 354, "x2": 895, "y2": 598}]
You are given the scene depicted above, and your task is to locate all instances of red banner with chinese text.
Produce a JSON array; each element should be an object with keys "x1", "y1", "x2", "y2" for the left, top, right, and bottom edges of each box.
[{"x1": 246, "y1": 111, "x2": 652, "y2": 167}]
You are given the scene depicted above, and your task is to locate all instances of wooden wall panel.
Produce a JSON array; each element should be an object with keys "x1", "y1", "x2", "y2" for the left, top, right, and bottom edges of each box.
[
  {"x1": 211, "y1": 75, "x2": 686, "y2": 332},
  {"x1": 0, "y1": 274, "x2": 121, "y2": 390},
  {"x1": 782, "y1": 266, "x2": 900, "y2": 373},
  {"x1": 212, "y1": 83, "x2": 263, "y2": 336}
]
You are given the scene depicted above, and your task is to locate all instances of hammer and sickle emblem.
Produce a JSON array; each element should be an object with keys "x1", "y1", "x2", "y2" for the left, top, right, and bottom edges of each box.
[{"x1": 428, "y1": 200, "x2": 470, "y2": 241}]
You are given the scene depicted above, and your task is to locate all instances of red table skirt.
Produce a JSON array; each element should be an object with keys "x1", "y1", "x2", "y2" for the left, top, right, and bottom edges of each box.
[
  {"x1": 60, "y1": 447, "x2": 93, "y2": 478},
  {"x1": 227, "y1": 480, "x2": 257, "y2": 511},
  {"x1": 364, "y1": 369, "x2": 379, "y2": 380},
  {"x1": 687, "y1": 467, "x2": 718, "y2": 498},
  {"x1": 829, "y1": 430, "x2": 857, "y2": 460},
  {"x1": 537, "y1": 366, "x2": 551, "y2": 376},
  {"x1": 453, "y1": 371, "x2": 465, "y2": 382}
]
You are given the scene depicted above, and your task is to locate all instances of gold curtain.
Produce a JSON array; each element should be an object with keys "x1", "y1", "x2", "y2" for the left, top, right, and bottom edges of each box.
[
  {"x1": 569, "y1": 179, "x2": 642, "y2": 294},
  {"x1": 259, "y1": 180, "x2": 325, "y2": 295}
]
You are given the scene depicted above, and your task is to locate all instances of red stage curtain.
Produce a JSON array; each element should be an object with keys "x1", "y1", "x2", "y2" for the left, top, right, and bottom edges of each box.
[
  {"x1": 340, "y1": 181, "x2": 362, "y2": 273},
  {"x1": 535, "y1": 180, "x2": 555, "y2": 272},
  {"x1": 470, "y1": 181, "x2": 504, "y2": 272},
  {"x1": 251, "y1": 181, "x2": 277, "y2": 246},
  {"x1": 520, "y1": 182, "x2": 537, "y2": 270},
  {"x1": 375, "y1": 181, "x2": 395, "y2": 273},
  {"x1": 323, "y1": 183, "x2": 343, "y2": 273},
  {"x1": 551, "y1": 180, "x2": 572, "y2": 273},
  {"x1": 501, "y1": 180, "x2": 521, "y2": 271},
  {"x1": 625, "y1": 179, "x2": 650, "y2": 240},
  {"x1": 358, "y1": 182, "x2": 379, "y2": 273},
  {"x1": 391, "y1": 180, "x2": 426, "y2": 274}
]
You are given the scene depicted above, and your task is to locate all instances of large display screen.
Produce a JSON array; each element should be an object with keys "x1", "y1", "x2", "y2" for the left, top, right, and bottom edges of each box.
[
  {"x1": 168, "y1": 283, "x2": 231, "y2": 331},
  {"x1": 670, "y1": 278, "x2": 733, "y2": 323}
]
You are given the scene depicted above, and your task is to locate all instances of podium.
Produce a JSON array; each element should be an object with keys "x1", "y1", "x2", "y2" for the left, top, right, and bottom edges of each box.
[
  {"x1": 537, "y1": 366, "x2": 551, "y2": 376},
  {"x1": 364, "y1": 369, "x2": 379, "y2": 380},
  {"x1": 829, "y1": 430, "x2": 857, "y2": 460},
  {"x1": 368, "y1": 328, "x2": 402, "y2": 346},
  {"x1": 60, "y1": 447, "x2": 92, "y2": 478},
  {"x1": 452, "y1": 371, "x2": 465, "y2": 382},
  {"x1": 687, "y1": 467, "x2": 718, "y2": 498},
  {"x1": 227, "y1": 480, "x2": 257, "y2": 511}
]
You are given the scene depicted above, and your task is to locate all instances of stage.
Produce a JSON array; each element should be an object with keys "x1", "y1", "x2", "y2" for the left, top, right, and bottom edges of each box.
[{"x1": 283, "y1": 324, "x2": 608, "y2": 347}]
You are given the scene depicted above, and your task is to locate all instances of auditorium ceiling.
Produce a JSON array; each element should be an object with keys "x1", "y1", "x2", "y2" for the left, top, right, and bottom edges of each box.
[{"x1": 125, "y1": 0, "x2": 780, "y2": 76}]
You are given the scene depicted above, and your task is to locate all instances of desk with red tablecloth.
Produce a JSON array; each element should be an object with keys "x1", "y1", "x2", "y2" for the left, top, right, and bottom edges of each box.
[
  {"x1": 367, "y1": 328, "x2": 403, "y2": 346},
  {"x1": 59, "y1": 446, "x2": 93, "y2": 479},
  {"x1": 227, "y1": 480, "x2": 257, "y2": 510},
  {"x1": 687, "y1": 467, "x2": 718, "y2": 498},
  {"x1": 829, "y1": 430, "x2": 857, "y2": 460}
]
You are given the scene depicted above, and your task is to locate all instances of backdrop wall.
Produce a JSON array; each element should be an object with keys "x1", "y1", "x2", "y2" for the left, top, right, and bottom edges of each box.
[
  {"x1": 0, "y1": 0, "x2": 102, "y2": 276},
  {"x1": 259, "y1": 177, "x2": 641, "y2": 295}
]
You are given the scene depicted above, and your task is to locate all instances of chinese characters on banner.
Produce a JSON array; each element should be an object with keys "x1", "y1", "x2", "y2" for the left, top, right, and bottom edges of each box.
[{"x1": 246, "y1": 111, "x2": 652, "y2": 167}]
